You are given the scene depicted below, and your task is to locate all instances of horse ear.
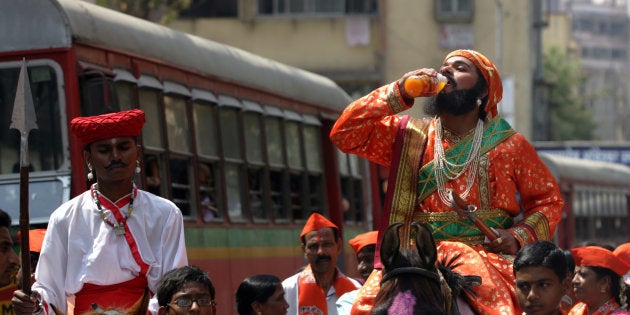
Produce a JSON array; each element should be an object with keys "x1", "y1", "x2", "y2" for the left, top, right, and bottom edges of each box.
[
  {"x1": 380, "y1": 222, "x2": 403, "y2": 268},
  {"x1": 411, "y1": 222, "x2": 437, "y2": 267}
]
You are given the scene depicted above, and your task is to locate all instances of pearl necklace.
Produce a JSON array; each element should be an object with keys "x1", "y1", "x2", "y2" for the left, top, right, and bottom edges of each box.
[
  {"x1": 433, "y1": 118, "x2": 484, "y2": 206},
  {"x1": 92, "y1": 183, "x2": 135, "y2": 236}
]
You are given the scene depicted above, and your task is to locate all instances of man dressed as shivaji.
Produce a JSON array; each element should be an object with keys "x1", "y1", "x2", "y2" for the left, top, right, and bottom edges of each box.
[
  {"x1": 330, "y1": 49, "x2": 564, "y2": 314},
  {"x1": 12, "y1": 109, "x2": 188, "y2": 314}
]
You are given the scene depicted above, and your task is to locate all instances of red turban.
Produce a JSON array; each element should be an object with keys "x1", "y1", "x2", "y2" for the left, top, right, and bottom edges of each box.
[
  {"x1": 70, "y1": 109, "x2": 146, "y2": 145},
  {"x1": 300, "y1": 213, "x2": 338, "y2": 239},
  {"x1": 348, "y1": 231, "x2": 378, "y2": 254},
  {"x1": 571, "y1": 246, "x2": 630, "y2": 276},
  {"x1": 17, "y1": 228, "x2": 46, "y2": 253},
  {"x1": 445, "y1": 49, "x2": 503, "y2": 119}
]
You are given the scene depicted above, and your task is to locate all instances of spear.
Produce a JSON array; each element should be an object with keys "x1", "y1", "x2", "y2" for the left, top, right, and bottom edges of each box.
[{"x1": 10, "y1": 58, "x2": 38, "y2": 294}]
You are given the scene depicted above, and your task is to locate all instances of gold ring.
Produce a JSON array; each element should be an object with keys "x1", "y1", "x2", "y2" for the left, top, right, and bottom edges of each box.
[{"x1": 496, "y1": 237, "x2": 503, "y2": 244}]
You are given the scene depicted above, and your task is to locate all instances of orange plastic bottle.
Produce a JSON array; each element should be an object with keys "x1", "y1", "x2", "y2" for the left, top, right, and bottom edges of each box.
[{"x1": 403, "y1": 73, "x2": 447, "y2": 98}]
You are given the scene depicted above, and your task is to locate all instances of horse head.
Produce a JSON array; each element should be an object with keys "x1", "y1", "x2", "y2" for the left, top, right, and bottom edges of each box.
[{"x1": 372, "y1": 222, "x2": 446, "y2": 315}]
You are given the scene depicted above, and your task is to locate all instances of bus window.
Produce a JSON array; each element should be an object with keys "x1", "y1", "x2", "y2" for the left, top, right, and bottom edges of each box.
[
  {"x1": 144, "y1": 154, "x2": 162, "y2": 196},
  {"x1": 192, "y1": 94, "x2": 223, "y2": 222},
  {"x1": 0, "y1": 64, "x2": 63, "y2": 174},
  {"x1": 265, "y1": 113, "x2": 287, "y2": 221},
  {"x1": 139, "y1": 87, "x2": 165, "y2": 195},
  {"x1": 249, "y1": 168, "x2": 265, "y2": 221},
  {"x1": 170, "y1": 157, "x2": 192, "y2": 216},
  {"x1": 218, "y1": 96, "x2": 245, "y2": 222},
  {"x1": 79, "y1": 70, "x2": 119, "y2": 116},
  {"x1": 113, "y1": 77, "x2": 136, "y2": 111},
  {"x1": 269, "y1": 170, "x2": 287, "y2": 221},
  {"x1": 165, "y1": 94, "x2": 191, "y2": 153},
  {"x1": 289, "y1": 172, "x2": 304, "y2": 220},
  {"x1": 139, "y1": 88, "x2": 163, "y2": 147},
  {"x1": 165, "y1": 86, "x2": 194, "y2": 217},
  {"x1": 243, "y1": 102, "x2": 267, "y2": 222},
  {"x1": 285, "y1": 120, "x2": 303, "y2": 169},
  {"x1": 303, "y1": 120, "x2": 325, "y2": 214},
  {"x1": 193, "y1": 100, "x2": 219, "y2": 157},
  {"x1": 284, "y1": 111, "x2": 305, "y2": 219},
  {"x1": 199, "y1": 162, "x2": 221, "y2": 221},
  {"x1": 115, "y1": 81, "x2": 135, "y2": 111},
  {"x1": 338, "y1": 150, "x2": 365, "y2": 224}
]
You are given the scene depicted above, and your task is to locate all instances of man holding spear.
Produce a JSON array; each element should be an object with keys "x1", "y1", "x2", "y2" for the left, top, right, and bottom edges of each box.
[{"x1": 12, "y1": 108, "x2": 188, "y2": 314}]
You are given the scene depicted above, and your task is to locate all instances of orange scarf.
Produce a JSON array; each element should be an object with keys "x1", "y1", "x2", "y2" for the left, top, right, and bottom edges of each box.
[
  {"x1": 568, "y1": 299, "x2": 620, "y2": 315},
  {"x1": 297, "y1": 265, "x2": 358, "y2": 315}
]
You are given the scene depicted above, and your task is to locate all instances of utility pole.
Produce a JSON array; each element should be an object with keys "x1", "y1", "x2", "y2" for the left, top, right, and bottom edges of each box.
[{"x1": 532, "y1": 0, "x2": 549, "y2": 141}]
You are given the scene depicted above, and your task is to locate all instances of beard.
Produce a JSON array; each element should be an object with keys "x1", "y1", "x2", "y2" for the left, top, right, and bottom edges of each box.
[{"x1": 424, "y1": 85, "x2": 483, "y2": 117}]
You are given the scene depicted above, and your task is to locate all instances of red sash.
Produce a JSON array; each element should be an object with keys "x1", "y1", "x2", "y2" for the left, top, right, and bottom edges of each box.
[
  {"x1": 350, "y1": 269, "x2": 381, "y2": 315},
  {"x1": 297, "y1": 265, "x2": 358, "y2": 315},
  {"x1": 74, "y1": 275, "x2": 148, "y2": 314}
]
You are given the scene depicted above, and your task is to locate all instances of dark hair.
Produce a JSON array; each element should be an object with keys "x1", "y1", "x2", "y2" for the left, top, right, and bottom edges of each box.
[
  {"x1": 514, "y1": 241, "x2": 567, "y2": 281},
  {"x1": 589, "y1": 266, "x2": 622, "y2": 305},
  {"x1": 563, "y1": 249, "x2": 576, "y2": 276},
  {"x1": 0, "y1": 209, "x2": 11, "y2": 229},
  {"x1": 235, "y1": 274, "x2": 281, "y2": 315},
  {"x1": 156, "y1": 266, "x2": 215, "y2": 307}
]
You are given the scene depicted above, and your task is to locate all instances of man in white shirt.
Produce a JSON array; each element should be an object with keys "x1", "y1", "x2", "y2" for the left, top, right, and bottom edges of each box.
[
  {"x1": 12, "y1": 109, "x2": 188, "y2": 314},
  {"x1": 282, "y1": 212, "x2": 360, "y2": 315}
]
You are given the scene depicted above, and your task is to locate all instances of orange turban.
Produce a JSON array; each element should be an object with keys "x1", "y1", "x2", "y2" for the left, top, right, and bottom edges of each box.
[
  {"x1": 614, "y1": 243, "x2": 630, "y2": 267},
  {"x1": 349, "y1": 231, "x2": 378, "y2": 254},
  {"x1": 300, "y1": 213, "x2": 339, "y2": 239},
  {"x1": 70, "y1": 109, "x2": 146, "y2": 145},
  {"x1": 571, "y1": 246, "x2": 630, "y2": 276},
  {"x1": 445, "y1": 49, "x2": 502, "y2": 119},
  {"x1": 17, "y1": 228, "x2": 46, "y2": 253}
]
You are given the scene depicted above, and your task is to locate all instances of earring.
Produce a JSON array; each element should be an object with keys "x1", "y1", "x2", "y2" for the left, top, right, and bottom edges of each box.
[
  {"x1": 135, "y1": 160, "x2": 141, "y2": 174},
  {"x1": 87, "y1": 167, "x2": 94, "y2": 181},
  {"x1": 476, "y1": 98, "x2": 482, "y2": 107}
]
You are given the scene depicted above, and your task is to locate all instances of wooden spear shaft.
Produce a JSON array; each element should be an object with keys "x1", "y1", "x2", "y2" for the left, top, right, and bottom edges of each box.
[{"x1": 11, "y1": 59, "x2": 39, "y2": 294}]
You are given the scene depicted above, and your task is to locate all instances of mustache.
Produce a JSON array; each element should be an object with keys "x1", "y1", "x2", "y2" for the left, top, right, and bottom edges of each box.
[
  {"x1": 104, "y1": 161, "x2": 126, "y2": 170},
  {"x1": 314, "y1": 255, "x2": 332, "y2": 264}
]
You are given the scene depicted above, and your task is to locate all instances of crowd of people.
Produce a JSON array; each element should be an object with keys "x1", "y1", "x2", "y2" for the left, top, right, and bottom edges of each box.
[{"x1": 0, "y1": 48, "x2": 628, "y2": 315}]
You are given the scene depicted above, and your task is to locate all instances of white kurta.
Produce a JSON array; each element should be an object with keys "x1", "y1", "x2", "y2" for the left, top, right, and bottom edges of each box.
[
  {"x1": 282, "y1": 272, "x2": 361, "y2": 315},
  {"x1": 32, "y1": 189, "x2": 188, "y2": 314}
]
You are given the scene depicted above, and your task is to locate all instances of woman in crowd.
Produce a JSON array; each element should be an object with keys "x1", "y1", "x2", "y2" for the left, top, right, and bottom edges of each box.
[
  {"x1": 235, "y1": 274, "x2": 288, "y2": 315},
  {"x1": 569, "y1": 246, "x2": 629, "y2": 315}
]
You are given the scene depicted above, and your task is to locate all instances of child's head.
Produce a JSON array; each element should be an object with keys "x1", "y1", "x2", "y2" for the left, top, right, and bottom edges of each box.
[{"x1": 513, "y1": 241, "x2": 570, "y2": 315}]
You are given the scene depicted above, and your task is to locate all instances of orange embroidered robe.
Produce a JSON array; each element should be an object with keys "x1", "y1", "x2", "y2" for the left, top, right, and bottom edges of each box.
[{"x1": 330, "y1": 83, "x2": 564, "y2": 315}]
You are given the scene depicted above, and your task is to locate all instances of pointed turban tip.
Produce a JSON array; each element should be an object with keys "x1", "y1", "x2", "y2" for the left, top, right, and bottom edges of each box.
[{"x1": 300, "y1": 213, "x2": 339, "y2": 239}]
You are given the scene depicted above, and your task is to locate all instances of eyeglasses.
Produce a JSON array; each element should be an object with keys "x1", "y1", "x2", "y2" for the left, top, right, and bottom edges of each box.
[{"x1": 169, "y1": 297, "x2": 216, "y2": 308}]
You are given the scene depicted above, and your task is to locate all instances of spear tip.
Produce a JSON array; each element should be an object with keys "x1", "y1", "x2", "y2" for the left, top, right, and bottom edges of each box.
[{"x1": 10, "y1": 58, "x2": 38, "y2": 134}]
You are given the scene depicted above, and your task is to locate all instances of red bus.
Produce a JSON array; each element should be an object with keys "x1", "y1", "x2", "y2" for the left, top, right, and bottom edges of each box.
[{"x1": 0, "y1": 0, "x2": 378, "y2": 312}]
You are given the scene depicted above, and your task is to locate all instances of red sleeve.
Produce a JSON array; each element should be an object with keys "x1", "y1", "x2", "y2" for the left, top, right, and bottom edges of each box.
[
  {"x1": 330, "y1": 82, "x2": 413, "y2": 167},
  {"x1": 508, "y1": 135, "x2": 564, "y2": 246}
]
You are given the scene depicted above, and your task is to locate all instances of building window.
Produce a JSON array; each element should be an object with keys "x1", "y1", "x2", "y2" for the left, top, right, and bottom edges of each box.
[
  {"x1": 435, "y1": 0, "x2": 474, "y2": 23},
  {"x1": 258, "y1": 0, "x2": 377, "y2": 16},
  {"x1": 179, "y1": 0, "x2": 237, "y2": 18}
]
